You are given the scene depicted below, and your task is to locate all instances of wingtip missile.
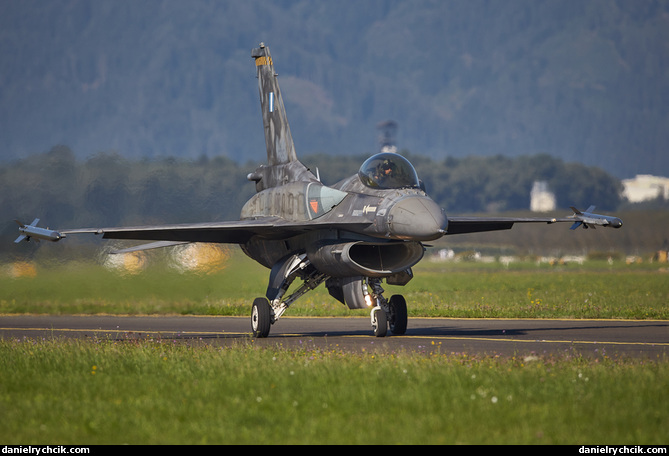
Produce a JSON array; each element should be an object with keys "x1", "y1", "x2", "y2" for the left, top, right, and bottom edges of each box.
[
  {"x1": 14, "y1": 219, "x2": 65, "y2": 243},
  {"x1": 568, "y1": 206, "x2": 623, "y2": 230}
]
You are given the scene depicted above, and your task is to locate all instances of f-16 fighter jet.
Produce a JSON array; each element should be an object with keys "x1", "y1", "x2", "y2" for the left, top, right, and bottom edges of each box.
[{"x1": 15, "y1": 43, "x2": 622, "y2": 337}]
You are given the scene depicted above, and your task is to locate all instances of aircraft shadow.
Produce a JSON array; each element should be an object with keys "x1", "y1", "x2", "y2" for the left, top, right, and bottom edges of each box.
[
  {"x1": 411, "y1": 322, "x2": 668, "y2": 336},
  {"x1": 104, "y1": 321, "x2": 667, "y2": 342}
]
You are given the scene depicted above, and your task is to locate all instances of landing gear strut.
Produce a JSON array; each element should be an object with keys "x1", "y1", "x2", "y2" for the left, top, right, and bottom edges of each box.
[
  {"x1": 251, "y1": 254, "x2": 327, "y2": 338},
  {"x1": 250, "y1": 257, "x2": 408, "y2": 338}
]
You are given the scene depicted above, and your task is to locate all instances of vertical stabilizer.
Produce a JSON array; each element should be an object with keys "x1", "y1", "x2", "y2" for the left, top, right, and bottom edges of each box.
[{"x1": 252, "y1": 43, "x2": 297, "y2": 165}]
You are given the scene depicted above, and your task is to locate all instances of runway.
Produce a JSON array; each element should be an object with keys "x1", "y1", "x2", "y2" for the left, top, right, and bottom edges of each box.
[{"x1": 1, "y1": 314, "x2": 667, "y2": 358}]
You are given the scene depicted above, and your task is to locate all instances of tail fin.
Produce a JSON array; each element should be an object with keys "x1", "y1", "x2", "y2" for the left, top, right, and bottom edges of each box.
[{"x1": 252, "y1": 43, "x2": 297, "y2": 166}]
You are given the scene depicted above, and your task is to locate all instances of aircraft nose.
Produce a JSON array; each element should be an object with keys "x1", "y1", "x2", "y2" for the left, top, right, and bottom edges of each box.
[{"x1": 387, "y1": 196, "x2": 447, "y2": 241}]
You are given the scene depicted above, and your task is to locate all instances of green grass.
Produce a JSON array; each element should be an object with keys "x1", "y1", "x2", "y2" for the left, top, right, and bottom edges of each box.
[
  {"x1": 2, "y1": 252, "x2": 668, "y2": 444},
  {"x1": 2, "y1": 251, "x2": 668, "y2": 319},
  {"x1": 402, "y1": 261, "x2": 669, "y2": 320},
  {"x1": 0, "y1": 338, "x2": 667, "y2": 445}
]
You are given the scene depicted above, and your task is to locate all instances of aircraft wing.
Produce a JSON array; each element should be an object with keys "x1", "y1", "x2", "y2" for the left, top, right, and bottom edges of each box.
[
  {"x1": 446, "y1": 206, "x2": 622, "y2": 235},
  {"x1": 444, "y1": 216, "x2": 569, "y2": 235},
  {"x1": 62, "y1": 218, "x2": 281, "y2": 244},
  {"x1": 16, "y1": 207, "x2": 620, "y2": 251},
  {"x1": 58, "y1": 217, "x2": 373, "y2": 252}
]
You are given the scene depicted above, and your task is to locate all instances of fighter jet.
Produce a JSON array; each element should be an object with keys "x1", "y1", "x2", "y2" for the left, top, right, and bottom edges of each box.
[{"x1": 15, "y1": 43, "x2": 623, "y2": 337}]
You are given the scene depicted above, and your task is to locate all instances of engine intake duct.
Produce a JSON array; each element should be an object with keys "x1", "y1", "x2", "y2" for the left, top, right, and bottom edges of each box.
[{"x1": 307, "y1": 240, "x2": 424, "y2": 278}]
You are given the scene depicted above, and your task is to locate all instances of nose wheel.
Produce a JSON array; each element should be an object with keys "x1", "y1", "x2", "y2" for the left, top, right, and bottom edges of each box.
[
  {"x1": 371, "y1": 305, "x2": 388, "y2": 337},
  {"x1": 369, "y1": 292, "x2": 408, "y2": 337}
]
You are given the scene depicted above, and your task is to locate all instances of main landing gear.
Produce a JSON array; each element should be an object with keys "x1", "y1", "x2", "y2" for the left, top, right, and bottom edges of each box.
[
  {"x1": 251, "y1": 297, "x2": 272, "y2": 338},
  {"x1": 252, "y1": 290, "x2": 408, "y2": 338},
  {"x1": 250, "y1": 255, "x2": 408, "y2": 338}
]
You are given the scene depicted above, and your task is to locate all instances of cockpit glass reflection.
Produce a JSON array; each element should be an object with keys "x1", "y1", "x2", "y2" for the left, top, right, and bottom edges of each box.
[{"x1": 358, "y1": 153, "x2": 420, "y2": 189}]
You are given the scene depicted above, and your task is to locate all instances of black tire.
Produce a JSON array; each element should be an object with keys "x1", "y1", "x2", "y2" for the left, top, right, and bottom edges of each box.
[
  {"x1": 388, "y1": 295, "x2": 408, "y2": 335},
  {"x1": 372, "y1": 308, "x2": 388, "y2": 337},
  {"x1": 251, "y1": 297, "x2": 271, "y2": 338},
  {"x1": 341, "y1": 276, "x2": 368, "y2": 309}
]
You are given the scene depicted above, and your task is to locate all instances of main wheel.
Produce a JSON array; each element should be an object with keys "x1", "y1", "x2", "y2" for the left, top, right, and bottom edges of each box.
[
  {"x1": 251, "y1": 297, "x2": 271, "y2": 338},
  {"x1": 372, "y1": 307, "x2": 388, "y2": 337},
  {"x1": 388, "y1": 294, "x2": 408, "y2": 335}
]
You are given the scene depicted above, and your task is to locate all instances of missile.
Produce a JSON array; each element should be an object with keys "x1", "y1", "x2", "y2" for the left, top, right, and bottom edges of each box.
[
  {"x1": 569, "y1": 206, "x2": 623, "y2": 230},
  {"x1": 14, "y1": 219, "x2": 65, "y2": 243}
]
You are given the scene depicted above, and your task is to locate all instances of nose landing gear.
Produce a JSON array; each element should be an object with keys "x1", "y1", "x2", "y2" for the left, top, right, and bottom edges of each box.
[
  {"x1": 371, "y1": 305, "x2": 387, "y2": 337},
  {"x1": 367, "y1": 279, "x2": 408, "y2": 337}
]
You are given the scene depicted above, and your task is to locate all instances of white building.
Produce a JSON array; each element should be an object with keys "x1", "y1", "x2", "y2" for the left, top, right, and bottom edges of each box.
[
  {"x1": 622, "y1": 175, "x2": 669, "y2": 203},
  {"x1": 530, "y1": 181, "x2": 556, "y2": 212}
]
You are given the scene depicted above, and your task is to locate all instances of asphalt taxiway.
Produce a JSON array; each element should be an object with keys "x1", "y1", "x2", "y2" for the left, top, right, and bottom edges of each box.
[{"x1": 1, "y1": 314, "x2": 667, "y2": 358}]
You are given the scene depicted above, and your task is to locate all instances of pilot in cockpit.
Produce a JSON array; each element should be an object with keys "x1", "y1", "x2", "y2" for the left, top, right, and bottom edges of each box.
[
  {"x1": 377, "y1": 159, "x2": 396, "y2": 183},
  {"x1": 359, "y1": 152, "x2": 419, "y2": 190}
]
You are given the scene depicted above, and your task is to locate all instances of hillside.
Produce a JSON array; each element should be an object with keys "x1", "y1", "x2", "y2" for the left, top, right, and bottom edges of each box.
[{"x1": 1, "y1": 0, "x2": 668, "y2": 178}]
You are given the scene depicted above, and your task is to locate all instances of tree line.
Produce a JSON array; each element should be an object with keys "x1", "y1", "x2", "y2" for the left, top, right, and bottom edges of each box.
[{"x1": 1, "y1": 146, "x2": 625, "y2": 255}]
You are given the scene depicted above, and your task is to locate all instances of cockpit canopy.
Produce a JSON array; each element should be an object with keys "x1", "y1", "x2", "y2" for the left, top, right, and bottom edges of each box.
[{"x1": 358, "y1": 153, "x2": 420, "y2": 190}]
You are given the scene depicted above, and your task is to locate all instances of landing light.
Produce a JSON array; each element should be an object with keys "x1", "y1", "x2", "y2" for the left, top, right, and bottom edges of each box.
[{"x1": 365, "y1": 294, "x2": 374, "y2": 307}]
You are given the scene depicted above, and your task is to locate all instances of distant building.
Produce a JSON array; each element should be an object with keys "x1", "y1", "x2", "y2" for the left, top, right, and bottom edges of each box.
[
  {"x1": 622, "y1": 175, "x2": 669, "y2": 202},
  {"x1": 530, "y1": 181, "x2": 556, "y2": 212}
]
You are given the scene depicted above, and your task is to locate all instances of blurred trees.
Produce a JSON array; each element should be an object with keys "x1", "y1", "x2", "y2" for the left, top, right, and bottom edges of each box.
[
  {"x1": 306, "y1": 151, "x2": 622, "y2": 213},
  {"x1": 1, "y1": 146, "x2": 624, "y2": 254}
]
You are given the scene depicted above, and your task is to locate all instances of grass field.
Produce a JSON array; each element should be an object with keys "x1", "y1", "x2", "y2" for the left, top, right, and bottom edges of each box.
[
  {"x1": 2, "y1": 249, "x2": 668, "y2": 320},
  {"x1": 1, "y1": 250, "x2": 668, "y2": 444},
  {"x1": 1, "y1": 338, "x2": 667, "y2": 445}
]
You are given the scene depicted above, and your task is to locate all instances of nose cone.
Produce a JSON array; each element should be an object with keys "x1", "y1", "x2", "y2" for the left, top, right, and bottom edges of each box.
[
  {"x1": 610, "y1": 217, "x2": 623, "y2": 228},
  {"x1": 387, "y1": 196, "x2": 447, "y2": 241}
]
